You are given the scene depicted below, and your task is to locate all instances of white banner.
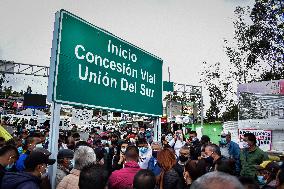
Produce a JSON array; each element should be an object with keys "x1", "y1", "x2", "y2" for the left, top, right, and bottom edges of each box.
[{"x1": 238, "y1": 129, "x2": 272, "y2": 151}]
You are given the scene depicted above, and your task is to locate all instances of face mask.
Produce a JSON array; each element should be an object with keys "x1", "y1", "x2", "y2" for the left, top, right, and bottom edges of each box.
[
  {"x1": 166, "y1": 135, "x2": 173, "y2": 142},
  {"x1": 257, "y1": 175, "x2": 266, "y2": 185},
  {"x1": 18, "y1": 146, "x2": 23, "y2": 154},
  {"x1": 243, "y1": 142, "x2": 249, "y2": 149},
  {"x1": 5, "y1": 163, "x2": 15, "y2": 171},
  {"x1": 71, "y1": 159, "x2": 75, "y2": 168},
  {"x1": 36, "y1": 143, "x2": 43, "y2": 148},
  {"x1": 220, "y1": 138, "x2": 227, "y2": 145},
  {"x1": 145, "y1": 132, "x2": 151, "y2": 137},
  {"x1": 112, "y1": 140, "x2": 118, "y2": 146},
  {"x1": 101, "y1": 140, "x2": 107, "y2": 145},
  {"x1": 139, "y1": 147, "x2": 148, "y2": 154},
  {"x1": 152, "y1": 151, "x2": 158, "y2": 159},
  {"x1": 191, "y1": 137, "x2": 197, "y2": 142},
  {"x1": 68, "y1": 160, "x2": 73, "y2": 170},
  {"x1": 121, "y1": 148, "x2": 126, "y2": 154},
  {"x1": 105, "y1": 147, "x2": 109, "y2": 153},
  {"x1": 179, "y1": 155, "x2": 189, "y2": 162},
  {"x1": 205, "y1": 156, "x2": 214, "y2": 164}
]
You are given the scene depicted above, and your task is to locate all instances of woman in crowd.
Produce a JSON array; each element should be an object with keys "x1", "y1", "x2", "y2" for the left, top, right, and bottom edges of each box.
[
  {"x1": 157, "y1": 148, "x2": 183, "y2": 189},
  {"x1": 183, "y1": 159, "x2": 207, "y2": 189}
]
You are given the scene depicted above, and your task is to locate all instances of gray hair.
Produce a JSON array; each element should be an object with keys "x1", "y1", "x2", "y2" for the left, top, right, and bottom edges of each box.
[
  {"x1": 191, "y1": 172, "x2": 244, "y2": 189},
  {"x1": 74, "y1": 146, "x2": 96, "y2": 170},
  {"x1": 206, "y1": 144, "x2": 221, "y2": 156},
  {"x1": 151, "y1": 141, "x2": 162, "y2": 148}
]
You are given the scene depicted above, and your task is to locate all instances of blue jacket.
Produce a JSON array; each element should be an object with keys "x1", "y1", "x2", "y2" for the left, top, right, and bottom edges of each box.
[
  {"x1": 15, "y1": 152, "x2": 29, "y2": 171},
  {"x1": 1, "y1": 172, "x2": 41, "y2": 189},
  {"x1": 147, "y1": 157, "x2": 161, "y2": 176},
  {"x1": 228, "y1": 141, "x2": 241, "y2": 173}
]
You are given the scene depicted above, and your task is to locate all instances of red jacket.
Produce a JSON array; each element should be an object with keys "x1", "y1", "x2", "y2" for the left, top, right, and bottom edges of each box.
[{"x1": 108, "y1": 161, "x2": 141, "y2": 189}]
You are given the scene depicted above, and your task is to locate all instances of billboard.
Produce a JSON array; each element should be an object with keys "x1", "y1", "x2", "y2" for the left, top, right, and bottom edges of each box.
[{"x1": 23, "y1": 94, "x2": 47, "y2": 108}]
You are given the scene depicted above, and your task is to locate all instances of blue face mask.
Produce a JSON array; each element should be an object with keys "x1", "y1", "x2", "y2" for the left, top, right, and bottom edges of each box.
[
  {"x1": 5, "y1": 163, "x2": 15, "y2": 171},
  {"x1": 17, "y1": 147, "x2": 23, "y2": 154},
  {"x1": 257, "y1": 175, "x2": 266, "y2": 185},
  {"x1": 139, "y1": 147, "x2": 148, "y2": 154},
  {"x1": 220, "y1": 138, "x2": 227, "y2": 145}
]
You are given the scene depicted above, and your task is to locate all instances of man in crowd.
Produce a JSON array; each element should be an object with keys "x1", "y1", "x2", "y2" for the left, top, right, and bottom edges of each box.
[
  {"x1": 112, "y1": 141, "x2": 128, "y2": 171},
  {"x1": 16, "y1": 136, "x2": 41, "y2": 171},
  {"x1": 240, "y1": 133, "x2": 268, "y2": 178},
  {"x1": 56, "y1": 149, "x2": 74, "y2": 187},
  {"x1": 108, "y1": 146, "x2": 141, "y2": 189},
  {"x1": 147, "y1": 141, "x2": 162, "y2": 176},
  {"x1": 175, "y1": 146, "x2": 191, "y2": 188},
  {"x1": 189, "y1": 131, "x2": 201, "y2": 160},
  {"x1": 0, "y1": 145, "x2": 19, "y2": 185},
  {"x1": 2, "y1": 150, "x2": 56, "y2": 189},
  {"x1": 191, "y1": 172, "x2": 244, "y2": 189},
  {"x1": 137, "y1": 139, "x2": 152, "y2": 169},
  {"x1": 169, "y1": 130, "x2": 186, "y2": 156},
  {"x1": 205, "y1": 144, "x2": 226, "y2": 172},
  {"x1": 219, "y1": 131, "x2": 240, "y2": 175}
]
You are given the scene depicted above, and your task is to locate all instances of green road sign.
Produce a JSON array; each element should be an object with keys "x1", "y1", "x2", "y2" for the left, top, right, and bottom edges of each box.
[
  {"x1": 48, "y1": 10, "x2": 163, "y2": 116},
  {"x1": 163, "y1": 81, "x2": 174, "y2": 92}
]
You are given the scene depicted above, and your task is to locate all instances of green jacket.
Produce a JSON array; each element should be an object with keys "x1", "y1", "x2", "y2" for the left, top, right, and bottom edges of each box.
[{"x1": 240, "y1": 146, "x2": 268, "y2": 178}]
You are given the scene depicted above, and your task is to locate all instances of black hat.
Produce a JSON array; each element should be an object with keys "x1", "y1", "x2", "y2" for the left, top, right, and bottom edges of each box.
[
  {"x1": 33, "y1": 147, "x2": 52, "y2": 156},
  {"x1": 25, "y1": 151, "x2": 56, "y2": 169},
  {"x1": 57, "y1": 149, "x2": 74, "y2": 159}
]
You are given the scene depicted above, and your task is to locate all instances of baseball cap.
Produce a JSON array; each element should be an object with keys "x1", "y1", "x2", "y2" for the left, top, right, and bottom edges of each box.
[
  {"x1": 221, "y1": 131, "x2": 231, "y2": 137},
  {"x1": 25, "y1": 151, "x2": 56, "y2": 169},
  {"x1": 57, "y1": 149, "x2": 74, "y2": 159},
  {"x1": 33, "y1": 147, "x2": 52, "y2": 156}
]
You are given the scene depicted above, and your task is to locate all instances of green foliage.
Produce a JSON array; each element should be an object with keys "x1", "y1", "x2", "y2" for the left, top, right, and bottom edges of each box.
[{"x1": 201, "y1": 0, "x2": 283, "y2": 122}]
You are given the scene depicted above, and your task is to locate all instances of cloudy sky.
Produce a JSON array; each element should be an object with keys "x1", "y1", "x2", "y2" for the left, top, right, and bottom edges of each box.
[{"x1": 0, "y1": 0, "x2": 253, "y2": 104}]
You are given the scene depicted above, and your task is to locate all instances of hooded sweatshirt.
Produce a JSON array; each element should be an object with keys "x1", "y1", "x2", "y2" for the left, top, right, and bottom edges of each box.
[
  {"x1": 108, "y1": 161, "x2": 141, "y2": 189},
  {"x1": 1, "y1": 171, "x2": 41, "y2": 189}
]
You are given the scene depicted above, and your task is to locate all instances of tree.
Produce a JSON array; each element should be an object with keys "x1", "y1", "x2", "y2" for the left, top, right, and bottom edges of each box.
[
  {"x1": 224, "y1": 0, "x2": 284, "y2": 82},
  {"x1": 201, "y1": 0, "x2": 283, "y2": 122}
]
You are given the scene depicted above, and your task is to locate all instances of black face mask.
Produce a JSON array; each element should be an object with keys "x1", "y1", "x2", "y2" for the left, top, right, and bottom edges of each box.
[
  {"x1": 205, "y1": 156, "x2": 214, "y2": 164},
  {"x1": 152, "y1": 151, "x2": 158, "y2": 159},
  {"x1": 112, "y1": 140, "x2": 118, "y2": 146},
  {"x1": 179, "y1": 155, "x2": 189, "y2": 162}
]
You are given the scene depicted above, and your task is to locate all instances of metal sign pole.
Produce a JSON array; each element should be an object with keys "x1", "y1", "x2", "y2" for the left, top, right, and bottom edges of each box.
[
  {"x1": 48, "y1": 102, "x2": 61, "y2": 189},
  {"x1": 153, "y1": 117, "x2": 161, "y2": 142}
]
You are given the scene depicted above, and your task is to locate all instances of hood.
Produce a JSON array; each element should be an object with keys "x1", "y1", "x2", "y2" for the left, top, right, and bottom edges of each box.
[
  {"x1": 2, "y1": 172, "x2": 40, "y2": 189},
  {"x1": 124, "y1": 161, "x2": 140, "y2": 169}
]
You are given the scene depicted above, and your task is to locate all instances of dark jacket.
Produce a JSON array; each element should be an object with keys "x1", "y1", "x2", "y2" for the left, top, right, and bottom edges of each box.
[
  {"x1": 162, "y1": 169, "x2": 183, "y2": 189},
  {"x1": 0, "y1": 164, "x2": 6, "y2": 188},
  {"x1": 1, "y1": 171, "x2": 41, "y2": 189},
  {"x1": 190, "y1": 140, "x2": 201, "y2": 160}
]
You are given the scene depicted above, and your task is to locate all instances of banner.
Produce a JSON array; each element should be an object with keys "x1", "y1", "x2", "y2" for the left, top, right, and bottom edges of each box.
[{"x1": 238, "y1": 129, "x2": 272, "y2": 151}]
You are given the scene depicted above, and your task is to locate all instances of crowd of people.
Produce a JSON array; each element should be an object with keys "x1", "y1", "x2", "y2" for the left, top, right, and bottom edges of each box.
[{"x1": 0, "y1": 124, "x2": 284, "y2": 189}]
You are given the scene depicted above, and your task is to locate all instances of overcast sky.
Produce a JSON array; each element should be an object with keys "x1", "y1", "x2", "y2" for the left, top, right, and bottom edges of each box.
[{"x1": 0, "y1": 0, "x2": 253, "y2": 105}]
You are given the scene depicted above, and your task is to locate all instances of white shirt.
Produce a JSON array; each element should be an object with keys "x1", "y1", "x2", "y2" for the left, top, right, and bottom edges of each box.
[
  {"x1": 169, "y1": 138, "x2": 185, "y2": 156},
  {"x1": 138, "y1": 147, "x2": 152, "y2": 169}
]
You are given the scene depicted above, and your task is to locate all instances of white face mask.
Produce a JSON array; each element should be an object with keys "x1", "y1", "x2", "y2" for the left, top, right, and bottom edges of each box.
[
  {"x1": 243, "y1": 142, "x2": 249, "y2": 148},
  {"x1": 166, "y1": 134, "x2": 173, "y2": 142},
  {"x1": 121, "y1": 148, "x2": 126, "y2": 154}
]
